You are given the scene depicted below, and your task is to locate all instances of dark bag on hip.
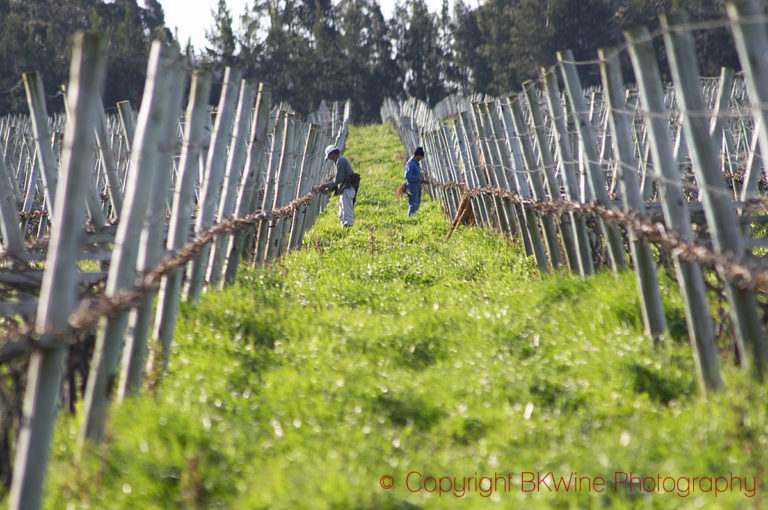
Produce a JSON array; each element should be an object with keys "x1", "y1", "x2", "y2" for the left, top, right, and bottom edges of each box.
[{"x1": 347, "y1": 172, "x2": 361, "y2": 194}]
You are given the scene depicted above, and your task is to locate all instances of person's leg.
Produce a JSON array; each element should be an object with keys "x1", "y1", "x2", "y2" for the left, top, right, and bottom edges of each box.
[
  {"x1": 348, "y1": 188, "x2": 356, "y2": 226},
  {"x1": 407, "y1": 183, "x2": 419, "y2": 216},
  {"x1": 341, "y1": 188, "x2": 355, "y2": 226}
]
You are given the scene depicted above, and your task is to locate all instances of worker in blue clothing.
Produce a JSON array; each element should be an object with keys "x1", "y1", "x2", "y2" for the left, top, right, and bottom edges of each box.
[{"x1": 404, "y1": 146, "x2": 425, "y2": 217}]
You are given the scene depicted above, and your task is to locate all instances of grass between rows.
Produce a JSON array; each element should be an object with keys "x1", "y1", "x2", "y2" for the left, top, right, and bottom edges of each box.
[{"x1": 44, "y1": 123, "x2": 768, "y2": 509}]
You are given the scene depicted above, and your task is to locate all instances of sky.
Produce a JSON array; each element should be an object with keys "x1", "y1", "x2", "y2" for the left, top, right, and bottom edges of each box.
[{"x1": 162, "y1": 0, "x2": 450, "y2": 51}]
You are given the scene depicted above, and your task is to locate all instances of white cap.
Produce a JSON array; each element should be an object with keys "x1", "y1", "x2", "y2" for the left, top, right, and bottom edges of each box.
[{"x1": 324, "y1": 144, "x2": 339, "y2": 159}]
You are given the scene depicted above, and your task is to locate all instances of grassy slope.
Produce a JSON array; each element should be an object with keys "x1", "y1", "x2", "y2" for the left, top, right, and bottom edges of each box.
[{"x1": 45, "y1": 124, "x2": 767, "y2": 509}]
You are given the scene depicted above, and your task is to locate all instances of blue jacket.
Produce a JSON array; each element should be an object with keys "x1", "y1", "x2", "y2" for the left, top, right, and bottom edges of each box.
[{"x1": 405, "y1": 157, "x2": 421, "y2": 184}]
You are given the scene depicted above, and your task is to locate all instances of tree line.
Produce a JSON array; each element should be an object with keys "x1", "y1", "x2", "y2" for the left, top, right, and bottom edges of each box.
[{"x1": 0, "y1": 0, "x2": 738, "y2": 122}]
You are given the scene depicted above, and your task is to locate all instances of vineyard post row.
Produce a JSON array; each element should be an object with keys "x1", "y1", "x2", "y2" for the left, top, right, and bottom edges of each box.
[
  {"x1": 382, "y1": 2, "x2": 768, "y2": 396},
  {"x1": 0, "y1": 33, "x2": 350, "y2": 510}
]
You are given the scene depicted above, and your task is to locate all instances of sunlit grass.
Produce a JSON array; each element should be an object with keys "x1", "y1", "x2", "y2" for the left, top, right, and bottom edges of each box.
[{"x1": 43, "y1": 124, "x2": 768, "y2": 509}]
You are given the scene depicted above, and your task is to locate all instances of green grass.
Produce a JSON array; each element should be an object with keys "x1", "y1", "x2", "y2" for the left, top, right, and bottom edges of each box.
[{"x1": 44, "y1": 124, "x2": 768, "y2": 509}]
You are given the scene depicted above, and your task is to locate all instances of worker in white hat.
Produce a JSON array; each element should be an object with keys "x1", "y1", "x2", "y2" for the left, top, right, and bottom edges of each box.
[{"x1": 323, "y1": 144, "x2": 357, "y2": 227}]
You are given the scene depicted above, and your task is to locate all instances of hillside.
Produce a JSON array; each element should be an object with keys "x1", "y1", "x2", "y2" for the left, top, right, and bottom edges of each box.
[{"x1": 45, "y1": 123, "x2": 768, "y2": 509}]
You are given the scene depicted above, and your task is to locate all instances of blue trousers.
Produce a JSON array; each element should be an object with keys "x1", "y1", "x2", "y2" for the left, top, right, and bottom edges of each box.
[{"x1": 407, "y1": 182, "x2": 421, "y2": 217}]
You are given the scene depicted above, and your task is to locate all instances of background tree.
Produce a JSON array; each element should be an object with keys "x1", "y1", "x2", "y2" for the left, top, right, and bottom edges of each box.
[
  {"x1": 205, "y1": 0, "x2": 237, "y2": 69},
  {"x1": 391, "y1": 0, "x2": 450, "y2": 106},
  {"x1": 451, "y1": 0, "x2": 485, "y2": 94},
  {"x1": 309, "y1": 1, "x2": 343, "y2": 102},
  {"x1": 437, "y1": 0, "x2": 460, "y2": 94},
  {"x1": 142, "y1": 0, "x2": 167, "y2": 34},
  {"x1": 106, "y1": 0, "x2": 151, "y2": 107},
  {"x1": 337, "y1": 0, "x2": 398, "y2": 120},
  {"x1": 475, "y1": 0, "x2": 517, "y2": 94}
]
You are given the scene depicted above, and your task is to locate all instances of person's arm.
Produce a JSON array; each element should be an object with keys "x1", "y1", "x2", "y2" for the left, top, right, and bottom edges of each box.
[{"x1": 321, "y1": 170, "x2": 337, "y2": 193}]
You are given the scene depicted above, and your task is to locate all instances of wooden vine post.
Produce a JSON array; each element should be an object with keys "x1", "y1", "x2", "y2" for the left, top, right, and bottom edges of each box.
[
  {"x1": 80, "y1": 43, "x2": 184, "y2": 443},
  {"x1": 625, "y1": 27, "x2": 722, "y2": 391},
  {"x1": 598, "y1": 48, "x2": 667, "y2": 339},
  {"x1": 9, "y1": 32, "x2": 108, "y2": 510},
  {"x1": 662, "y1": 11, "x2": 768, "y2": 379},
  {"x1": 558, "y1": 49, "x2": 628, "y2": 273},
  {"x1": 151, "y1": 71, "x2": 213, "y2": 373}
]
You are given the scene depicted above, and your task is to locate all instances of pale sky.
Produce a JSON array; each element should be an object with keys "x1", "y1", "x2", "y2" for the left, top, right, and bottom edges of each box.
[{"x1": 162, "y1": 0, "x2": 450, "y2": 51}]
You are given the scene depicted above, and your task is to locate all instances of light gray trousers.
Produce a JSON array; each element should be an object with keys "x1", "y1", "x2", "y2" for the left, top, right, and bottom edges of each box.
[{"x1": 338, "y1": 187, "x2": 356, "y2": 226}]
